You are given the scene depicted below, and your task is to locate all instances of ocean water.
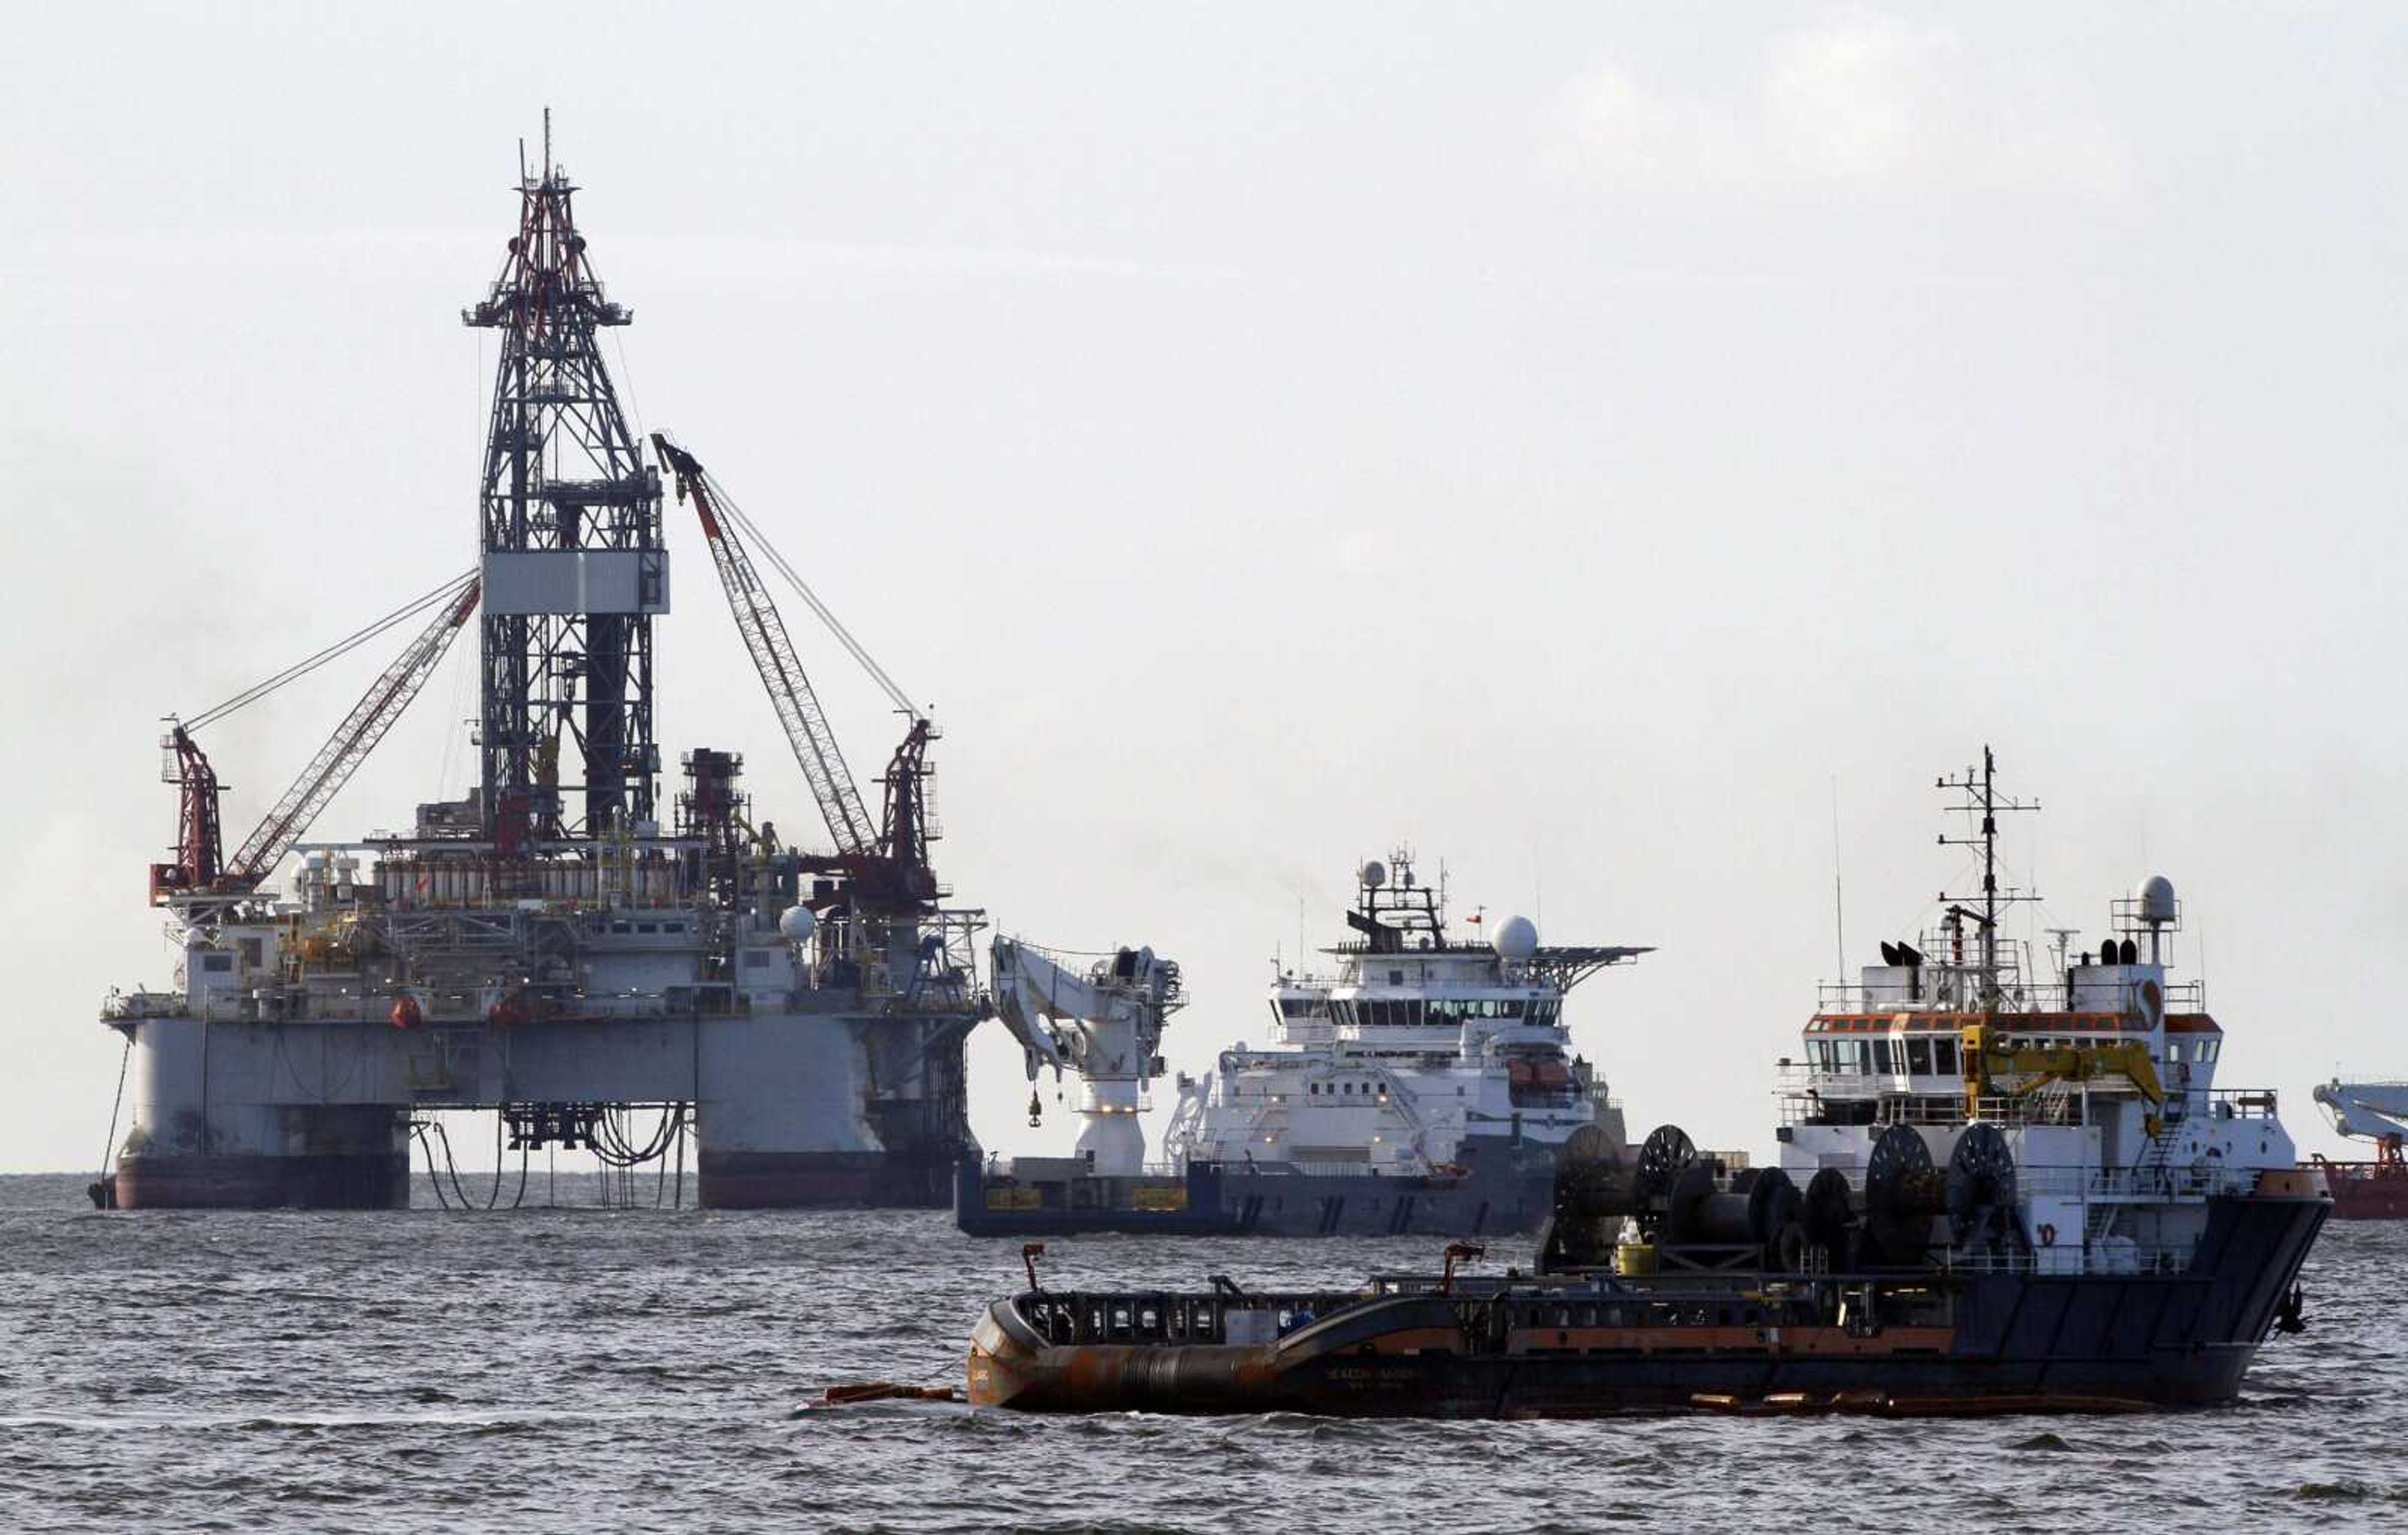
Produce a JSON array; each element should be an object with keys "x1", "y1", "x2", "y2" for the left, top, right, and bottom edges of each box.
[{"x1": 2, "y1": 1171, "x2": 2400, "y2": 1534}]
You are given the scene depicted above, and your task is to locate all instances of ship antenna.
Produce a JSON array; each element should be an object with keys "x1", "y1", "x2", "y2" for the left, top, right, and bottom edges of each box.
[
  {"x1": 1830, "y1": 774, "x2": 1846, "y2": 984},
  {"x1": 2046, "y1": 926, "x2": 2081, "y2": 974},
  {"x1": 543, "y1": 105, "x2": 552, "y2": 179}
]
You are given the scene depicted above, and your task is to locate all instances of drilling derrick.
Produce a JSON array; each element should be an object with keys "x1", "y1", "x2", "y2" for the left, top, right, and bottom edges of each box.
[{"x1": 464, "y1": 124, "x2": 666, "y2": 843}]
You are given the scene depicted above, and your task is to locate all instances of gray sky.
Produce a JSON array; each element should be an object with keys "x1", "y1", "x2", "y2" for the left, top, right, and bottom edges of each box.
[{"x1": 3, "y1": 4, "x2": 2402, "y2": 1173}]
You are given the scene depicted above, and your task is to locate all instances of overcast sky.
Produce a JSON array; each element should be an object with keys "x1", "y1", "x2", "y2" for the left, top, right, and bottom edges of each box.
[{"x1": 3, "y1": 4, "x2": 2402, "y2": 1174}]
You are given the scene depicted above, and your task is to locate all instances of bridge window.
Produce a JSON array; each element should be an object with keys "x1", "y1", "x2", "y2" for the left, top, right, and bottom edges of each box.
[
  {"x1": 1934, "y1": 1038, "x2": 1959, "y2": 1075},
  {"x1": 1871, "y1": 1038, "x2": 1894, "y2": 1074},
  {"x1": 1905, "y1": 1038, "x2": 1931, "y2": 1074}
]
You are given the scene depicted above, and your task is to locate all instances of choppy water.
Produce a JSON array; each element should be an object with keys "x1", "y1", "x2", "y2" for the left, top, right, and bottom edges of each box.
[{"x1": 1, "y1": 1172, "x2": 2401, "y2": 1533}]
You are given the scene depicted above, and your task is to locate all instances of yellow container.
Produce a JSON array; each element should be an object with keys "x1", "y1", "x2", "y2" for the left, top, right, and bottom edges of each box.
[{"x1": 1614, "y1": 1243, "x2": 1657, "y2": 1277}]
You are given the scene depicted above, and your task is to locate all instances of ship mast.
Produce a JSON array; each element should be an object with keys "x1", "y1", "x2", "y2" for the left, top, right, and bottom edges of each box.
[{"x1": 1935, "y1": 746, "x2": 2039, "y2": 1006}]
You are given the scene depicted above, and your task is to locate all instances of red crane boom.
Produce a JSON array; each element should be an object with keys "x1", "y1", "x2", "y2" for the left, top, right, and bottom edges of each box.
[
  {"x1": 221, "y1": 578, "x2": 482, "y2": 889},
  {"x1": 653, "y1": 435, "x2": 880, "y2": 858},
  {"x1": 151, "y1": 575, "x2": 481, "y2": 903},
  {"x1": 653, "y1": 433, "x2": 939, "y2": 907}
]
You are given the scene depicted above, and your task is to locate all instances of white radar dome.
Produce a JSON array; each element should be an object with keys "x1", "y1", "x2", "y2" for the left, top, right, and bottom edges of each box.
[
  {"x1": 2137, "y1": 875, "x2": 2177, "y2": 925},
  {"x1": 1492, "y1": 914, "x2": 1539, "y2": 961},
  {"x1": 777, "y1": 905, "x2": 816, "y2": 944},
  {"x1": 1361, "y1": 860, "x2": 1387, "y2": 889}
]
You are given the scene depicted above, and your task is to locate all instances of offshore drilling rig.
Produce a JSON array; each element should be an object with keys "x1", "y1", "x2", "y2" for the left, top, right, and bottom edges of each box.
[{"x1": 101, "y1": 126, "x2": 985, "y2": 1209}]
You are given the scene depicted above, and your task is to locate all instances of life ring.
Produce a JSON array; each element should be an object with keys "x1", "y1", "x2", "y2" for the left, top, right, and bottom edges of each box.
[
  {"x1": 2037, "y1": 1221, "x2": 2057, "y2": 1248},
  {"x1": 389, "y1": 994, "x2": 424, "y2": 1031}
]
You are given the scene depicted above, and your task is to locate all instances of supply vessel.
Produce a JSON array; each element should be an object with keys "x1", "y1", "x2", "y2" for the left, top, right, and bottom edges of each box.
[
  {"x1": 964, "y1": 752, "x2": 2327, "y2": 1416},
  {"x1": 959, "y1": 852, "x2": 1649, "y2": 1236},
  {"x1": 97, "y1": 129, "x2": 988, "y2": 1209},
  {"x1": 2304, "y1": 1079, "x2": 2408, "y2": 1218}
]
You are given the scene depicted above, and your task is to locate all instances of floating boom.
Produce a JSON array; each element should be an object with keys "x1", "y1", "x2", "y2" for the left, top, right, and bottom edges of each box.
[{"x1": 992, "y1": 938, "x2": 1182, "y2": 1176}]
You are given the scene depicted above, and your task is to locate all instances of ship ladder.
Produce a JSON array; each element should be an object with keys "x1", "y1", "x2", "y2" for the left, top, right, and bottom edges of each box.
[{"x1": 1365, "y1": 1063, "x2": 1435, "y2": 1164}]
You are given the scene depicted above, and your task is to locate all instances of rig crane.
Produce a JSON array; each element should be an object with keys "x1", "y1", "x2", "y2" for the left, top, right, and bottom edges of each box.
[
  {"x1": 652, "y1": 433, "x2": 937, "y2": 911},
  {"x1": 151, "y1": 574, "x2": 482, "y2": 904}
]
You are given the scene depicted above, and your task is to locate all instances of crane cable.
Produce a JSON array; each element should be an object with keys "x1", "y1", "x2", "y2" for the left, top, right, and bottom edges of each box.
[
  {"x1": 699, "y1": 469, "x2": 920, "y2": 721},
  {"x1": 182, "y1": 569, "x2": 479, "y2": 732},
  {"x1": 97, "y1": 1032, "x2": 131, "y2": 1198}
]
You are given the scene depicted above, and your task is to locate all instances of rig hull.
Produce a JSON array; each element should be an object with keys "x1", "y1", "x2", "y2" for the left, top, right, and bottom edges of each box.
[
  {"x1": 115, "y1": 1151, "x2": 411, "y2": 1210},
  {"x1": 105, "y1": 1009, "x2": 971, "y2": 1211},
  {"x1": 968, "y1": 1189, "x2": 2326, "y2": 1418},
  {"x1": 700, "y1": 1147, "x2": 958, "y2": 1208}
]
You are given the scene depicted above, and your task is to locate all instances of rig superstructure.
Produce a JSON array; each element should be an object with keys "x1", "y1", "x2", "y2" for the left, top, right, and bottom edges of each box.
[{"x1": 100, "y1": 127, "x2": 985, "y2": 1210}]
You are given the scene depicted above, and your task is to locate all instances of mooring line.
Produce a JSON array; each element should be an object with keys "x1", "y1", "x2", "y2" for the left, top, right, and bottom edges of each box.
[{"x1": 95, "y1": 1033, "x2": 132, "y2": 1202}]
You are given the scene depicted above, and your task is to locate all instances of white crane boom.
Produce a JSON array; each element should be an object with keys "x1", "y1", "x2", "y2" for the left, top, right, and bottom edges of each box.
[
  {"x1": 991, "y1": 937, "x2": 1182, "y2": 1176},
  {"x1": 2313, "y1": 1079, "x2": 2408, "y2": 1144}
]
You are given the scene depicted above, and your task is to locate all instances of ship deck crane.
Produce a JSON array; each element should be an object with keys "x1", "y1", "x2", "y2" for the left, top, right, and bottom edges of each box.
[
  {"x1": 151, "y1": 572, "x2": 481, "y2": 905},
  {"x1": 991, "y1": 938, "x2": 1183, "y2": 1176},
  {"x1": 652, "y1": 433, "x2": 937, "y2": 910},
  {"x1": 2313, "y1": 1078, "x2": 2408, "y2": 1168}
]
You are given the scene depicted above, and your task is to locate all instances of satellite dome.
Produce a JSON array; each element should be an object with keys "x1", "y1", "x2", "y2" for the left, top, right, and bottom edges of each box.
[
  {"x1": 1492, "y1": 914, "x2": 1539, "y2": 961},
  {"x1": 1361, "y1": 860, "x2": 1387, "y2": 890},
  {"x1": 2137, "y1": 875, "x2": 2177, "y2": 924},
  {"x1": 776, "y1": 906, "x2": 816, "y2": 944}
]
